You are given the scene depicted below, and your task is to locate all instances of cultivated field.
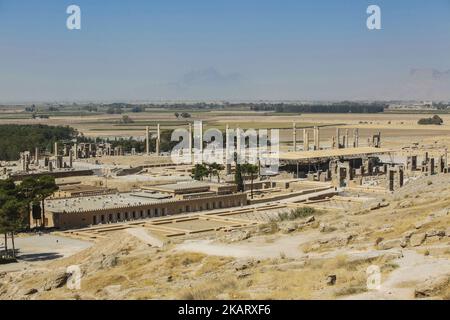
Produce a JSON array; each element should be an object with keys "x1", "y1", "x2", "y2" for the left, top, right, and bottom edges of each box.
[{"x1": 2, "y1": 110, "x2": 450, "y2": 150}]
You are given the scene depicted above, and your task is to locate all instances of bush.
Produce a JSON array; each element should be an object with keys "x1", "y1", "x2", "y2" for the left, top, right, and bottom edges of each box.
[
  {"x1": 0, "y1": 256, "x2": 17, "y2": 265},
  {"x1": 418, "y1": 115, "x2": 443, "y2": 125},
  {"x1": 278, "y1": 207, "x2": 316, "y2": 221},
  {"x1": 120, "y1": 115, "x2": 134, "y2": 124}
]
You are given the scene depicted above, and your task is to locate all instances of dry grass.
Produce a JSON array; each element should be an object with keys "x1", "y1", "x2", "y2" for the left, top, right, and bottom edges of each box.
[
  {"x1": 245, "y1": 255, "x2": 365, "y2": 299},
  {"x1": 1, "y1": 233, "x2": 403, "y2": 300},
  {"x1": 195, "y1": 256, "x2": 232, "y2": 276},
  {"x1": 441, "y1": 286, "x2": 450, "y2": 300},
  {"x1": 177, "y1": 278, "x2": 238, "y2": 300}
]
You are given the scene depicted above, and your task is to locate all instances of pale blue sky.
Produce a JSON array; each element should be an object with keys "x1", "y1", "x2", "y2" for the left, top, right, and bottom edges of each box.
[{"x1": 0, "y1": 0, "x2": 449, "y2": 102}]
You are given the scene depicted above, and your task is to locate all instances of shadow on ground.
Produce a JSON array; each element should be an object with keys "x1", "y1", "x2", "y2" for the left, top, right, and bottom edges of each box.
[{"x1": 18, "y1": 252, "x2": 63, "y2": 262}]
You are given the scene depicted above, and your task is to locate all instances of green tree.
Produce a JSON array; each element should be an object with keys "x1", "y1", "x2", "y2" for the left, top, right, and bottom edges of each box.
[
  {"x1": 18, "y1": 176, "x2": 58, "y2": 229},
  {"x1": 32, "y1": 201, "x2": 42, "y2": 221},
  {"x1": 191, "y1": 164, "x2": 209, "y2": 181},
  {"x1": 234, "y1": 164, "x2": 244, "y2": 193},
  {"x1": 35, "y1": 176, "x2": 58, "y2": 228},
  {"x1": 207, "y1": 163, "x2": 224, "y2": 183},
  {"x1": 242, "y1": 163, "x2": 259, "y2": 199},
  {"x1": 17, "y1": 178, "x2": 38, "y2": 228},
  {"x1": 0, "y1": 180, "x2": 28, "y2": 259},
  {"x1": 0, "y1": 179, "x2": 16, "y2": 258},
  {"x1": 0, "y1": 124, "x2": 77, "y2": 161},
  {"x1": 1, "y1": 199, "x2": 25, "y2": 258}
]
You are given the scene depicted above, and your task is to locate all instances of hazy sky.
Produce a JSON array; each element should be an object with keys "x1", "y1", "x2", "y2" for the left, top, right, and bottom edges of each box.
[{"x1": 1, "y1": 0, "x2": 450, "y2": 102}]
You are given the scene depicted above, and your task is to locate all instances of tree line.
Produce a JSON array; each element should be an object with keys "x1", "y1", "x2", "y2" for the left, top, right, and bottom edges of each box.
[
  {"x1": 78, "y1": 130, "x2": 178, "y2": 154},
  {"x1": 0, "y1": 124, "x2": 178, "y2": 161},
  {"x1": 250, "y1": 102, "x2": 386, "y2": 113},
  {"x1": 0, "y1": 125, "x2": 77, "y2": 161},
  {"x1": 0, "y1": 176, "x2": 58, "y2": 263}
]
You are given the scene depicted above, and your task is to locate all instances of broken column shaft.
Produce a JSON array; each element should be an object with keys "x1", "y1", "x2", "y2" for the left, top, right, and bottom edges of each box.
[
  {"x1": 293, "y1": 122, "x2": 297, "y2": 152},
  {"x1": 146, "y1": 126, "x2": 150, "y2": 155}
]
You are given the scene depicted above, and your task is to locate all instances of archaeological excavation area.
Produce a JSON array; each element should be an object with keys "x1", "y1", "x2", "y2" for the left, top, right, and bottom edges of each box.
[{"x1": 2, "y1": 117, "x2": 450, "y2": 301}]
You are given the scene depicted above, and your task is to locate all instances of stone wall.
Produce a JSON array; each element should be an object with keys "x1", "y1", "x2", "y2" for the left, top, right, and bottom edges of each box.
[{"x1": 47, "y1": 193, "x2": 248, "y2": 230}]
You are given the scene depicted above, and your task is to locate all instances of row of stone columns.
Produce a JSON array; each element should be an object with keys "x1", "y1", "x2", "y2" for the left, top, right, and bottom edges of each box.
[
  {"x1": 333, "y1": 128, "x2": 360, "y2": 149},
  {"x1": 292, "y1": 123, "x2": 320, "y2": 151},
  {"x1": 145, "y1": 125, "x2": 162, "y2": 156}
]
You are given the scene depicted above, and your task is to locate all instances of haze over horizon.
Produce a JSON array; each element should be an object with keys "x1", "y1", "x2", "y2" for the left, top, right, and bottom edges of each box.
[{"x1": 1, "y1": 0, "x2": 450, "y2": 103}]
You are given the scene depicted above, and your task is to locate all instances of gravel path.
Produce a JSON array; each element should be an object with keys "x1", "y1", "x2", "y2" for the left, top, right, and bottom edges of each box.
[
  {"x1": 344, "y1": 249, "x2": 450, "y2": 300},
  {"x1": 126, "y1": 227, "x2": 164, "y2": 248}
]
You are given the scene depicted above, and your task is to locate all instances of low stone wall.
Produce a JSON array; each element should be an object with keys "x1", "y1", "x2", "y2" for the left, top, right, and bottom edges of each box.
[
  {"x1": 10, "y1": 169, "x2": 94, "y2": 181},
  {"x1": 50, "y1": 193, "x2": 248, "y2": 230},
  {"x1": 248, "y1": 186, "x2": 333, "y2": 204}
]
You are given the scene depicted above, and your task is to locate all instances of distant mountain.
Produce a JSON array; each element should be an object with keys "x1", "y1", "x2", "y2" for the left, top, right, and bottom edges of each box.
[{"x1": 397, "y1": 68, "x2": 450, "y2": 100}]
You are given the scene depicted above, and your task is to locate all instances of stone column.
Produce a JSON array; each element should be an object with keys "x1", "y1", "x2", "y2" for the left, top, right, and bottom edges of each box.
[
  {"x1": 225, "y1": 124, "x2": 231, "y2": 173},
  {"x1": 20, "y1": 153, "x2": 26, "y2": 171},
  {"x1": 445, "y1": 149, "x2": 448, "y2": 173},
  {"x1": 345, "y1": 129, "x2": 349, "y2": 148},
  {"x1": 199, "y1": 121, "x2": 203, "y2": 155},
  {"x1": 63, "y1": 145, "x2": 69, "y2": 156},
  {"x1": 398, "y1": 166, "x2": 404, "y2": 187},
  {"x1": 156, "y1": 124, "x2": 161, "y2": 156},
  {"x1": 439, "y1": 156, "x2": 445, "y2": 173},
  {"x1": 429, "y1": 158, "x2": 435, "y2": 175},
  {"x1": 304, "y1": 130, "x2": 309, "y2": 151},
  {"x1": 293, "y1": 122, "x2": 297, "y2": 152},
  {"x1": 146, "y1": 126, "x2": 150, "y2": 155},
  {"x1": 411, "y1": 155, "x2": 417, "y2": 171},
  {"x1": 353, "y1": 129, "x2": 359, "y2": 148},
  {"x1": 69, "y1": 150, "x2": 73, "y2": 168},
  {"x1": 189, "y1": 123, "x2": 193, "y2": 155},
  {"x1": 56, "y1": 155, "x2": 63, "y2": 169},
  {"x1": 387, "y1": 169, "x2": 394, "y2": 191},
  {"x1": 193, "y1": 121, "x2": 203, "y2": 164},
  {"x1": 236, "y1": 127, "x2": 241, "y2": 161},
  {"x1": 54, "y1": 142, "x2": 58, "y2": 157},
  {"x1": 314, "y1": 126, "x2": 320, "y2": 150},
  {"x1": 335, "y1": 128, "x2": 340, "y2": 149},
  {"x1": 35, "y1": 147, "x2": 40, "y2": 163}
]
